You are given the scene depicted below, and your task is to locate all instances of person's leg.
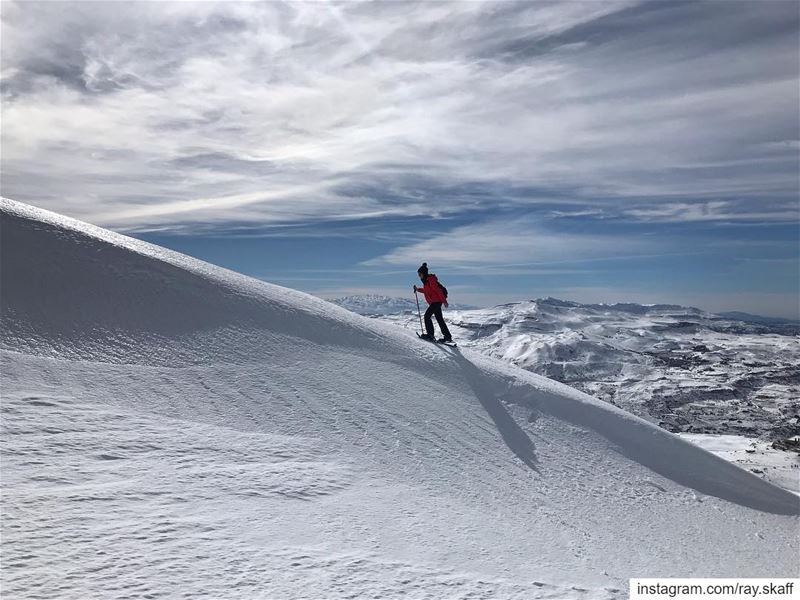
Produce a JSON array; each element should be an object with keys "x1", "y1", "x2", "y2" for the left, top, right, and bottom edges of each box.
[
  {"x1": 423, "y1": 304, "x2": 435, "y2": 337},
  {"x1": 432, "y1": 303, "x2": 452, "y2": 340}
]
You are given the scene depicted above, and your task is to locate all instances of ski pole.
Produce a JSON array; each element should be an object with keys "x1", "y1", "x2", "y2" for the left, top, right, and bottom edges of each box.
[{"x1": 414, "y1": 288, "x2": 424, "y2": 334}]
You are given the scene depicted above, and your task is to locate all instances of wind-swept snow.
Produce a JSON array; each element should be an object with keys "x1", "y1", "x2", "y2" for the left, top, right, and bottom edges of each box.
[{"x1": 1, "y1": 198, "x2": 798, "y2": 599}]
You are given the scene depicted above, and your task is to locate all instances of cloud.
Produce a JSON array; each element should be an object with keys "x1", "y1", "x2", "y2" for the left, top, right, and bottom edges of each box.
[
  {"x1": 620, "y1": 199, "x2": 800, "y2": 223},
  {"x1": 553, "y1": 286, "x2": 800, "y2": 320},
  {"x1": 1, "y1": 1, "x2": 797, "y2": 230},
  {"x1": 364, "y1": 217, "x2": 659, "y2": 269}
]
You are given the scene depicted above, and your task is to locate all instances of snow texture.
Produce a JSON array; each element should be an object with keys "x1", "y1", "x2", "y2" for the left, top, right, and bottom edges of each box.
[{"x1": 1, "y1": 198, "x2": 799, "y2": 599}]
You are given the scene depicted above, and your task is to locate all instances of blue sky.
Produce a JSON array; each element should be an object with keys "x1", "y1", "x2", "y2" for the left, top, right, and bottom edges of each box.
[{"x1": 2, "y1": 1, "x2": 798, "y2": 317}]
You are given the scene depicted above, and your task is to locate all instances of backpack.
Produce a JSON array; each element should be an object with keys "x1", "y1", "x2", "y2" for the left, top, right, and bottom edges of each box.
[{"x1": 438, "y1": 281, "x2": 448, "y2": 299}]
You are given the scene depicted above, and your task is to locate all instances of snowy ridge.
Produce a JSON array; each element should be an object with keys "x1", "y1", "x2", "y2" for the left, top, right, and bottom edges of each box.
[
  {"x1": 1, "y1": 198, "x2": 798, "y2": 599},
  {"x1": 0, "y1": 200, "x2": 399, "y2": 367}
]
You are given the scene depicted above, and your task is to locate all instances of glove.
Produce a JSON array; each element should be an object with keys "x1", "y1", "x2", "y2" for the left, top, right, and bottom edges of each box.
[
  {"x1": 444, "y1": 301, "x2": 449, "y2": 308},
  {"x1": 413, "y1": 285, "x2": 418, "y2": 292}
]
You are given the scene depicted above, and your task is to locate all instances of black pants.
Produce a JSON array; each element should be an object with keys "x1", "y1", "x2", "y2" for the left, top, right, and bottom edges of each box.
[{"x1": 424, "y1": 302, "x2": 451, "y2": 339}]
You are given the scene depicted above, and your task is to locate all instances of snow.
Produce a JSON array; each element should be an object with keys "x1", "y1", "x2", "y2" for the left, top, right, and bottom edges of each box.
[
  {"x1": 677, "y1": 433, "x2": 800, "y2": 495},
  {"x1": 331, "y1": 294, "x2": 420, "y2": 315},
  {"x1": 368, "y1": 297, "x2": 800, "y2": 441},
  {"x1": 2, "y1": 198, "x2": 799, "y2": 599},
  {"x1": 330, "y1": 294, "x2": 475, "y2": 315}
]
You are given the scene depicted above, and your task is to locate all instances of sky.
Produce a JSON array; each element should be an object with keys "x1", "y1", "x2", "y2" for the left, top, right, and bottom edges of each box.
[{"x1": 1, "y1": 0, "x2": 798, "y2": 317}]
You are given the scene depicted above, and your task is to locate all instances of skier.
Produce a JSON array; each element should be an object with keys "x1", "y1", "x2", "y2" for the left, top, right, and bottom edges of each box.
[{"x1": 413, "y1": 262, "x2": 453, "y2": 343}]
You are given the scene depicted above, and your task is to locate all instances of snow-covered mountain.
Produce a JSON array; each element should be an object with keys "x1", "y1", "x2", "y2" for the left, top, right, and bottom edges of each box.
[
  {"x1": 2, "y1": 199, "x2": 798, "y2": 599},
  {"x1": 718, "y1": 311, "x2": 800, "y2": 333},
  {"x1": 370, "y1": 298, "x2": 799, "y2": 442},
  {"x1": 330, "y1": 294, "x2": 475, "y2": 315},
  {"x1": 330, "y1": 294, "x2": 419, "y2": 315}
]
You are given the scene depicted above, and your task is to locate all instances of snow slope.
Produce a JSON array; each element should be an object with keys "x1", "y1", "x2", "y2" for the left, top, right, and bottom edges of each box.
[{"x1": 1, "y1": 198, "x2": 798, "y2": 599}]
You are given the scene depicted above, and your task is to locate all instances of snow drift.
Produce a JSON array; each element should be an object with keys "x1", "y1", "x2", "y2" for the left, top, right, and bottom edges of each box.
[{"x1": 1, "y1": 198, "x2": 798, "y2": 599}]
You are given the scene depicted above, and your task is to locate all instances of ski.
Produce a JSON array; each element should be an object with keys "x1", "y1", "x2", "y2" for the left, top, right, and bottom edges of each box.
[{"x1": 417, "y1": 332, "x2": 457, "y2": 347}]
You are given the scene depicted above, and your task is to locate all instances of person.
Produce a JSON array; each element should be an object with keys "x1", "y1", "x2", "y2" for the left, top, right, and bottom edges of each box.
[{"x1": 413, "y1": 262, "x2": 453, "y2": 343}]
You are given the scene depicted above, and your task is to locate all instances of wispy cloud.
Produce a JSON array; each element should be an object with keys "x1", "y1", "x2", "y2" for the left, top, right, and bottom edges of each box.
[
  {"x1": 1, "y1": 1, "x2": 797, "y2": 231},
  {"x1": 620, "y1": 199, "x2": 800, "y2": 223},
  {"x1": 553, "y1": 287, "x2": 800, "y2": 320},
  {"x1": 363, "y1": 217, "x2": 661, "y2": 269}
]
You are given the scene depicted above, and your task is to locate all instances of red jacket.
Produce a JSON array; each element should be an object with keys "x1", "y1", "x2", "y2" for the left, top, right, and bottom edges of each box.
[{"x1": 416, "y1": 274, "x2": 447, "y2": 305}]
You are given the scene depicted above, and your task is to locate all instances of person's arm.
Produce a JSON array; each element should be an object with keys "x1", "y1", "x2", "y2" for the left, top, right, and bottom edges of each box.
[{"x1": 414, "y1": 284, "x2": 426, "y2": 293}]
